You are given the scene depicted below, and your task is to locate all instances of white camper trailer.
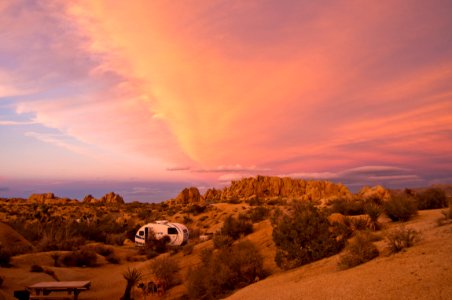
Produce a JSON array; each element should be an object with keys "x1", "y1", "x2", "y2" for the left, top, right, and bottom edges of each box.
[{"x1": 135, "y1": 221, "x2": 189, "y2": 247}]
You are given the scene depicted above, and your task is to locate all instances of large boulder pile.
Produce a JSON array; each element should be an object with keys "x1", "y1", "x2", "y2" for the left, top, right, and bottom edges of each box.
[
  {"x1": 28, "y1": 193, "x2": 76, "y2": 204},
  {"x1": 82, "y1": 192, "x2": 124, "y2": 204},
  {"x1": 169, "y1": 187, "x2": 204, "y2": 205},
  {"x1": 203, "y1": 176, "x2": 351, "y2": 204}
]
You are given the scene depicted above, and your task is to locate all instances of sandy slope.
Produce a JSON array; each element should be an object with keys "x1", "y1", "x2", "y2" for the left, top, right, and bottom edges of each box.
[{"x1": 227, "y1": 209, "x2": 452, "y2": 300}]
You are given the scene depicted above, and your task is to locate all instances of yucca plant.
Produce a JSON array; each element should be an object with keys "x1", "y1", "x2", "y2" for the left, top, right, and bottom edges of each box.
[{"x1": 121, "y1": 267, "x2": 143, "y2": 300}]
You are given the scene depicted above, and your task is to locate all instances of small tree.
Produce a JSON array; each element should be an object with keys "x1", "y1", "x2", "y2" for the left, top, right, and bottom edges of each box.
[
  {"x1": 272, "y1": 201, "x2": 344, "y2": 270},
  {"x1": 150, "y1": 256, "x2": 180, "y2": 289},
  {"x1": 121, "y1": 267, "x2": 143, "y2": 300},
  {"x1": 338, "y1": 232, "x2": 379, "y2": 269},
  {"x1": 416, "y1": 188, "x2": 447, "y2": 210},
  {"x1": 384, "y1": 193, "x2": 417, "y2": 222}
]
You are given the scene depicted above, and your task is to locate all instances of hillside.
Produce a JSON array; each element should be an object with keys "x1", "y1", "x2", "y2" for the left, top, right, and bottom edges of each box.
[{"x1": 227, "y1": 209, "x2": 452, "y2": 300}]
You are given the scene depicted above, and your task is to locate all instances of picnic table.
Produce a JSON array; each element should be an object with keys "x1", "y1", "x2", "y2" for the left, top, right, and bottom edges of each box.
[{"x1": 26, "y1": 281, "x2": 91, "y2": 300}]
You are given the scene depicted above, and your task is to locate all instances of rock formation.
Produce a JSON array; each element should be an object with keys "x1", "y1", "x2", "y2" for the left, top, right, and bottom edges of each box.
[
  {"x1": 171, "y1": 187, "x2": 204, "y2": 205},
  {"x1": 204, "y1": 176, "x2": 351, "y2": 204},
  {"x1": 82, "y1": 192, "x2": 124, "y2": 204},
  {"x1": 358, "y1": 185, "x2": 391, "y2": 203},
  {"x1": 28, "y1": 193, "x2": 76, "y2": 204}
]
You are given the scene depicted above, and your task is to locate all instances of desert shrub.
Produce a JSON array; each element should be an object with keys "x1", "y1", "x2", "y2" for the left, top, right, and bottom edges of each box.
[
  {"x1": 89, "y1": 245, "x2": 120, "y2": 264},
  {"x1": 272, "y1": 201, "x2": 344, "y2": 270},
  {"x1": 442, "y1": 199, "x2": 452, "y2": 220},
  {"x1": 150, "y1": 256, "x2": 180, "y2": 288},
  {"x1": 187, "y1": 204, "x2": 207, "y2": 216},
  {"x1": 213, "y1": 234, "x2": 234, "y2": 249},
  {"x1": 30, "y1": 264, "x2": 44, "y2": 272},
  {"x1": 106, "y1": 233, "x2": 127, "y2": 246},
  {"x1": 328, "y1": 198, "x2": 364, "y2": 216},
  {"x1": 416, "y1": 188, "x2": 447, "y2": 210},
  {"x1": 106, "y1": 253, "x2": 121, "y2": 264},
  {"x1": 144, "y1": 235, "x2": 170, "y2": 255},
  {"x1": 61, "y1": 248, "x2": 97, "y2": 267},
  {"x1": 385, "y1": 227, "x2": 421, "y2": 253},
  {"x1": 186, "y1": 240, "x2": 266, "y2": 300},
  {"x1": 249, "y1": 206, "x2": 269, "y2": 223},
  {"x1": 338, "y1": 232, "x2": 379, "y2": 269},
  {"x1": 0, "y1": 246, "x2": 12, "y2": 267},
  {"x1": 384, "y1": 194, "x2": 418, "y2": 222},
  {"x1": 364, "y1": 203, "x2": 382, "y2": 231},
  {"x1": 351, "y1": 216, "x2": 370, "y2": 231},
  {"x1": 247, "y1": 197, "x2": 263, "y2": 206},
  {"x1": 221, "y1": 215, "x2": 253, "y2": 240},
  {"x1": 182, "y1": 243, "x2": 195, "y2": 256},
  {"x1": 183, "y1": 216, "x2": 193, "y2": 224},
  {"x1": 90, "y1": 244, "x2": 114, "y2": 257}
]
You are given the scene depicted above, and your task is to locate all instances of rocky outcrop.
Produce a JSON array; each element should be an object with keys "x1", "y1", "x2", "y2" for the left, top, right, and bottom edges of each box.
[
  {"x1": 82, "y1": 192, "x2": 124, "y2": 204},
  {"x1": 171, "y1": 187, "x2": 204, "y2": 205},
  {"x1": 358, "y1": 185, "x2": 391, "y2": 203},
  {"x1": 204, "y1": 176, "x2": 351, "y2": 204},
  {"x1": 28, "y1": 193, "x2": 76, "y2": 204}
]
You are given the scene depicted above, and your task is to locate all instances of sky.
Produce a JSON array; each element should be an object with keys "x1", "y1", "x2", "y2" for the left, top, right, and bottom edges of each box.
[{"x1": 1, "y1": 0, "x2": 452, "y2": 202}]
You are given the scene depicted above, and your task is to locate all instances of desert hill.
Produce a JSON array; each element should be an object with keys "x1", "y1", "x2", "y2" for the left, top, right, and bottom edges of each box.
[{"x1": 0, "y1": 223, "x2": 33, "y2": 254}]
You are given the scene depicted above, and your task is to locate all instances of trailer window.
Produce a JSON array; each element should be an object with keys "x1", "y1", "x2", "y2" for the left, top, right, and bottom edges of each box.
[
  {"x1": 168, "y1": 228, "x2": 178, "y2": 235},
  {"x1": 138, "y1": 231, "x2": 144, "y2": 236}
]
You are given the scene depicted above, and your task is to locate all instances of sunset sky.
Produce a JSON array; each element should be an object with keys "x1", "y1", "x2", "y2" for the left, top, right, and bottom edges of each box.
[{"x1": 1, "y1": 0, "x2": 451, "y2": 201}]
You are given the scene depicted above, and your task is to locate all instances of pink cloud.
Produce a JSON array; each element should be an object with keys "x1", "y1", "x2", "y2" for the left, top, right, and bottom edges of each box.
[{"x1": 1, "y1": 0, "x2": 451, "y2": 188}]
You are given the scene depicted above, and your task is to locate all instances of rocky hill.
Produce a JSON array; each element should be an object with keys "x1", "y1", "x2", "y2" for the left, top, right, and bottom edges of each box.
[{"x1": 170, "y1": 176, "x2": 352, "y2": 205}]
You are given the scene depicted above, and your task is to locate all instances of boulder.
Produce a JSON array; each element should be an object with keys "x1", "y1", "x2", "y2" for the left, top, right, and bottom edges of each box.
[{"x1": 173, "y1": 187, "x2": 204, "y2": 205}]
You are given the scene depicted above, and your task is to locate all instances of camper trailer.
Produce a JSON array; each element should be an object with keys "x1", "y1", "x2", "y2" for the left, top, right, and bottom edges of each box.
[{"x1": 135, "y1": 221, "x2": 189, "y2": 247}]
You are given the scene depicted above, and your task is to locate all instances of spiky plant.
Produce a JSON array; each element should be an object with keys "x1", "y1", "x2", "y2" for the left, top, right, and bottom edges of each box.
[
  {"x1": 365, "y1": 203, "x2": 382, "y2": 231},
  {"x1": 121, "y1": 267, "x2": 143, "y2": 300}
]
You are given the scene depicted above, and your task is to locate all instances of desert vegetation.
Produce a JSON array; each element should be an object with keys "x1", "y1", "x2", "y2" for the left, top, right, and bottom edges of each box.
[
  {"x1": 271, "y1": 201, "x2": 344, "y2": 270},
  {"x1": 338, "y1": 231, "x2": 379, "y2": 269},
  {"x1": 0, "y1": 179, "x2": 451, "y2": 299}
]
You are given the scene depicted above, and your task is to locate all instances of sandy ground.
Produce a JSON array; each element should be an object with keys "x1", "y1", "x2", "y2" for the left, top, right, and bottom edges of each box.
[{"x1": 227, "y1": 209, "x2": 452, "y2": 300}]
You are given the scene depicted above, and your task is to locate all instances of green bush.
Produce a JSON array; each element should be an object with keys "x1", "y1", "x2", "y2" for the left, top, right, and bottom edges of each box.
[
  {"x1": 186, "y1": 240, "x2": 266, "y2": 299},
  {"x1": 61, "y1": 248, "x2": 97, "y2": 267},
  {"x1": 213, "y1": 234, "x2": 234, "y2": 249},
  {"x1": 249, "y1": 206, "x2": 269, "y2": 223},
  {"x1": 384, "y1": 194, "x2": 418, "y2": 222},
  {"x1": 338, "y1": 232, "x2": 379, "y2": 269},
  {"x1": 221, "y1": 215, "x2": 253, "y2": 240},
  {"x1": 150, "y1": 256, "x2": 180, "y2": 288},
  {"x1": 385, "y1": 227, "x2": 420, "y2": 253},
  {"x1": 416, "y1": 188, "x2": 447, "y2": 210},
  {"x1": 272, "y1": 201, "x2": 344, "y2": 270},
  {"x1": 328, "y1": 198, "x2": 364, "y2": 216}
]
